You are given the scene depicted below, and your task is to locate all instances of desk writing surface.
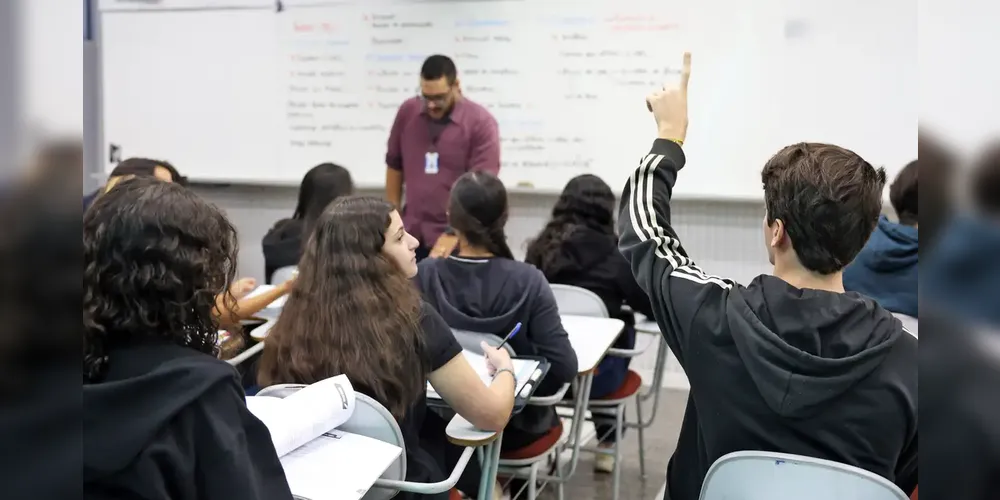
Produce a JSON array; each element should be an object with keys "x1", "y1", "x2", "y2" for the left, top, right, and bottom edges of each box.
[
  {"x1": 559, "y1": 315, "x2": 624, "y2": 373},
  {"x1": 446, "y1": 414, "x2": 500, "y2": 447}
]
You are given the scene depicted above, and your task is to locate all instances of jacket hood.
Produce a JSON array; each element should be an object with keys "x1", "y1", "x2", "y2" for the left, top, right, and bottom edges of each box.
[
  {"x1": 83, "y1": 344, "x2": 237, "y2": 479},
  {"x1": 416, "y1": 257, "x2": 537, "y2": 335},
  {"x1": 263, "y1": 218, "x2": 304, "y2": 253},
  {"x1": 923, "y1": 215, "x2": 1000, "y2": 325},
  {"x1": 262, "y1": 218, "x2": 304, "y2": 277},
  {"x1": 546, "y1": 226, "x2": 618, "y2": 280},
  {"x1": 729, "y1": 275, "x2": 903, "y2": 418},
  {"x1": 854, "y1": 216, "x2": 919, "y2": 273}
]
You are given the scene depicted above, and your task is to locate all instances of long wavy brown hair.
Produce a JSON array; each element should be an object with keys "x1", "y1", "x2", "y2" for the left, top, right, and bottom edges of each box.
[{"x1": 257, "y1": 196, "x2": 426, "y2": 419}]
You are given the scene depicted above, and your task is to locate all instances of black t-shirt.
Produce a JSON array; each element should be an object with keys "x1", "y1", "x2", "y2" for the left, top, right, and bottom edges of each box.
[{"x1": 392, "y1": 302, "x2": 463, "y2": 498}]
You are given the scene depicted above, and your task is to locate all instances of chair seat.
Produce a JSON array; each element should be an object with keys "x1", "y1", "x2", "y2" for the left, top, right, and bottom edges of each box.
[
  {"x1": 500, "y1": 425, "x2": 564, "y2": 460},
  {"x1": 590, "y1": 370, "x2": 642, "y2": 403}
]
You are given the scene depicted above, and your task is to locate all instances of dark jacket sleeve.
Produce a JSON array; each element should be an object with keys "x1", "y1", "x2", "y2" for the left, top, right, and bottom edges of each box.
[
  {"x1": 527, "y1": 273, "x2": 579, "y2": 394},
  {"x1": 894, "y1": 427, "x2": 918, "y2": 495},
  {"x1": 616, "y1": 139, "x2": 737, "y2": 368},
  {"x1": 614, "y1": 252, "x2": 655, "y2": 319},
  {"x1": 194, "y1": 380, "x2": 295, "y2": 500}
]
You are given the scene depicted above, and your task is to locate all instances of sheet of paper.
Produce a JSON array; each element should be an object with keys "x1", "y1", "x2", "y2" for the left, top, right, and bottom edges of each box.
[
  {"x1": 242, "y1": 284, "x2": 287, "y2": 309},
  {"x1": 246, "y1": 374, "x2": 356, "y2": 457},
  {"x1": 280, "y1": 429, "x2": 401, "y2": 500},
  {"x1": 427, "y1": 350, "x2": 540, "y2": 400}
]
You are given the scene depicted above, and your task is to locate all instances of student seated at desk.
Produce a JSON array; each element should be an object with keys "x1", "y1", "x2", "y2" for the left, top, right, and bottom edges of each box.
[
  {"x1": 262, "y1": 162, "x2": 354, "y2": 282},
  {"x1": 83, "y1": 178, "x2": 293, "y2": 500},
  {"x1": 416, "y1": 172, "x2": 579, "y2": 454},
  {"x1": 619, "y1": 55, "x2": 916, "y2": 500},
  {"x1": 525, "y1": 174, "x2": 654, "y2": 473},
  {"x1": 844, "y1": 160, "x2": 919, "y2": 321},
  {"x1": 257, "y1": 196, "x2": 515, "y2": 500}
]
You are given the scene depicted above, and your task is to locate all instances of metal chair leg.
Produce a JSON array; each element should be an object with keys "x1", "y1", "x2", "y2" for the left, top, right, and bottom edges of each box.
[
  {"x1": 528, "y1": 463, "x2": 538, "y2": 500},
  {"x1": 612, "y1": 404, "x2": 624, "y2": 500},
  {"x1": 636, "y1": 396, "x2": 647, "y2": 478}
]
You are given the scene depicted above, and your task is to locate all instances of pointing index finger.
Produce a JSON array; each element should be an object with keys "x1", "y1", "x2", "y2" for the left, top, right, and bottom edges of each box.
[{"x1": 681, "y1": 52, "x2": 691, "y2": 92}]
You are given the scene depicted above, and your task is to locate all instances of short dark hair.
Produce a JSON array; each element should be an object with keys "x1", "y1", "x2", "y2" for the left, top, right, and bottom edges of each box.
[
  {"x1": 420, "y1": 54, "x2": 457, "y2": 84},
  {"x1": 917, "y1": 131, "x2": 957, "y2": 250},
  {"x1": 110, "y1": 157, "x2": 186, "y2": 185},
  {"x1": 890, "y1": 160, "x2": 918, "y2": 225},
  {"x1": 83, "y1": 177, "x2": 238, "y2": 382},
  {"x1": 762, "y1": 143, "x2": 887, "y2": 274},
  {"x1": 971, "y1": 141, "x2": 1000, "y2": 216}
]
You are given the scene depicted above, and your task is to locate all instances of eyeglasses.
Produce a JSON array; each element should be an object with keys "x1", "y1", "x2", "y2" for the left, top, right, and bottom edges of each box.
[{"x1": 417, "y1": 86, "x2": 453, "y2": 106}]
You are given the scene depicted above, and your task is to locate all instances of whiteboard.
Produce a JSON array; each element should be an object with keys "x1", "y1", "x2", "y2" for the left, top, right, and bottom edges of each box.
[{"x1": 100, "y1": 0, "x2": 916, "y2": 199}]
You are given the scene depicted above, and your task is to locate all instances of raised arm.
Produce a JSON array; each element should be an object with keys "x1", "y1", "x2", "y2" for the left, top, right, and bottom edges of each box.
[{"x1": 616, "y1": 53, "x2": 735, "y2": 365}]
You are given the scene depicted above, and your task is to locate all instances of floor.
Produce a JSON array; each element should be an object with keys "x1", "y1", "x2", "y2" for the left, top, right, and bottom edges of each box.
[{"x1": 517, "y1": 388, "x2": 689, "y2": 500}]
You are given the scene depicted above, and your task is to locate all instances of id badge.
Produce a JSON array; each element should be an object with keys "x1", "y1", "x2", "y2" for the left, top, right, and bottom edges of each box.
[{"x1": 424, "y1": 151, "x2": 440, "y2": 175}]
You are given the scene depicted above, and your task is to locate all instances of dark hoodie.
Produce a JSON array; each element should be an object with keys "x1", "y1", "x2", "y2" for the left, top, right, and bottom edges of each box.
[
  {"x1": 843, "y1": 215, "x2": 919, "y2": 318},
  {"x1": 619, "y1": 139, "x2": 918, "y2": 500},
  {"x1": 415, "y1": 256, "x2": 579, "y2": 449},
  {"x1": 539, "y1": 226, "x2": 654, "y2": 321},
  {"x1": 533, "y1": 226, "x2": 655, "y2": 397},
  {"x1": 262, "y1": 218, "x2": 305, "y2": 282},
  {"x1": 84, "y1": 342, "x2": 293, "y2": 500},
  {"x1": 922, "y1": 214, "x2": 1000, "y2": 326}
]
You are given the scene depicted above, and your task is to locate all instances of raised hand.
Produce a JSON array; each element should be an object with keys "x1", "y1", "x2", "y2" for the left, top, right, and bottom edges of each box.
[{"x1": 646, "y1": 52, "x2": 691, "y2": 143}]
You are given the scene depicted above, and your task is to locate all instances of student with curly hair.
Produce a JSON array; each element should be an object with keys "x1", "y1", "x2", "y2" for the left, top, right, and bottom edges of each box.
[
  {"x1": 258, "y1": 196, "x2": 515, "y2": 500},
  {"x1": 83, "y1": 177, "x2": 293, "y2": 500},
  {"x1": 525, "y1": 174, "x2": 654, "y2": 473}
]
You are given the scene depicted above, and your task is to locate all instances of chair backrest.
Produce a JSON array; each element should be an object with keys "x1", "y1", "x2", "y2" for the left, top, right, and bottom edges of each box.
[
  {"x1": 451, "y1": 329, "x2": 516, "y2": 356},
  {"x1": 271, "y1": 265, "x2": 299, "y2": 285},
  {"x1": 549, "y1": 284, "x2": 609, "y2": 318},
  {"x1": 892, "y1": 313, "x2": 918, "y2": 338},
  {"x1": 699, "y1": 451, "x2": 909, "y2": 500},
  {"x1": 340, "y1": 393, "x2": 407, "y2": 500},
  {"x1": 255, "y1": 385, "x2": 406, "y2": 500}
]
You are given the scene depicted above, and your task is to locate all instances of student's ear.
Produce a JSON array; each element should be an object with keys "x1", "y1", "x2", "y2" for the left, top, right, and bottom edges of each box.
[{"x1": 769, "y1": 218, "x2": 786, "y2": 249}]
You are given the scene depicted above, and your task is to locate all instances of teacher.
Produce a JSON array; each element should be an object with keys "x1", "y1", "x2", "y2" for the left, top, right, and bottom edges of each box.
[{"x1": 384, "y1": 54, "x2": 500, "y2": 261}]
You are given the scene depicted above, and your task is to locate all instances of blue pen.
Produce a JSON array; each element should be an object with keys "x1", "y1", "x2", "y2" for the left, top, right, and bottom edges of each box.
[{"x1": 496, "y1": 322, "x2": 522, "y2": 351}]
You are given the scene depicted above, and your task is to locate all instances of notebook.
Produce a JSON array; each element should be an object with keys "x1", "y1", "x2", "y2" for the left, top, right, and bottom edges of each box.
[
  {"x1": 426, "y1": 350, "x2": 542, "y2": 401},
  {"x1": 242, "y1": 284, "x2": 287, "y2": 309},
  {"x1": 246, "y1": 375, "x2": 401, "y2": 500}
]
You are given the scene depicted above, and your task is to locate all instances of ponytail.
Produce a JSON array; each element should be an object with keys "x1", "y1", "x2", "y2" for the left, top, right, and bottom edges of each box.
[
  {"x1": 459, "y1": 216, "x2": 514, "y2": 260},
  {"x1": 486, "y1": 225, "x2": 514, "y2": 260}
]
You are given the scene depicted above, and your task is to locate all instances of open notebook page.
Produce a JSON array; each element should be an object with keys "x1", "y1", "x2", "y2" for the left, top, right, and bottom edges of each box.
[
  {"x1": 242, "y1": 284, "x2": 287, "y2": 309},
  {"x1": 282, "y1": 429, "x2": 401, "y2": 500},
  {"x1": 427, "y1": 350, "x2": 540, "y2": 400},
  {"x1": 246, "y1": 374, "x2": 357, "y2": 457}
]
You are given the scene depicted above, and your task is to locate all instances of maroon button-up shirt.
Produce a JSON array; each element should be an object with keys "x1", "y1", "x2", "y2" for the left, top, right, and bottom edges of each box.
[{"x1": 385, "y1": 96, "x2": 500, "y2": 246}]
